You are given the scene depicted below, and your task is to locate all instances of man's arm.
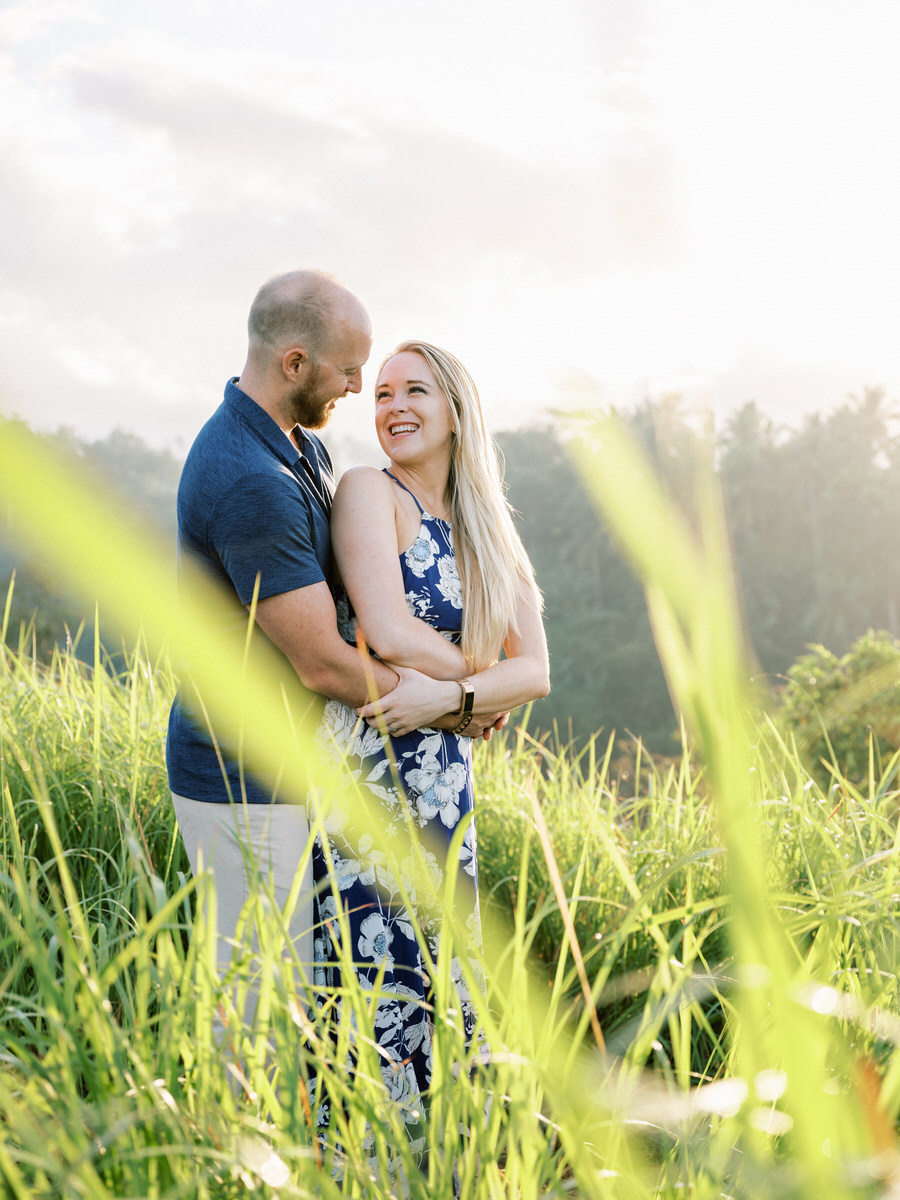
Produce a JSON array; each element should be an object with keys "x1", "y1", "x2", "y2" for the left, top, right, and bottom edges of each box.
[
  {"x1": 252, "y1": 581, "x2": 395, "y2": 706},
  {"x1": 253, "y1": 580, "x2": 460, "y2": 716}
]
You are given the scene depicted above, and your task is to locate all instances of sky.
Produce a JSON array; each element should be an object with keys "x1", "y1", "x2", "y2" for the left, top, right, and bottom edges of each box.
[{"x1": 2, "y1": 0, "x2": 900, "y2": 467}]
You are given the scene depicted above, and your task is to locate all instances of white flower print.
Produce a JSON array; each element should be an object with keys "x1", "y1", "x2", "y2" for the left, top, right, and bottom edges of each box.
[
  {"x1": 374, "y1": 984, "x2": 424, "y2": 1030},
  {"x1": 319, "y1": 796, "x2": 350, "y2": 835},
  {"x1": 409, "y1": 1026, "x2": 433, "y2": 1088},
  {"x1": 404, "y1": 531, "x2": 439, "y2": 578},
  {"x1": 399, "y1": 846, "x2": 443, "y2": 910},
  {"x1": 405, "y1": 588, "x2": 431, "y2": 619},
  {"x1": 319, "y1": 699, "x2": 383, "y2": 761},
  {"x1": 349, "y1": 722, "x2": 384, "y2": 761},
  {"x1": 330, "y1": 840, "x2": 383, "y2": 892},
  {"x1": 314, "y1": 700, "x2": 350, "y2": 763},
  {"x1": 322, "y1": 697, "x2": 355, "y2": 741},
  {"x1": 357, "y1": 912, "x2": 395, "y2": 966},
  {"x1": 392, "y1": 914, "x2": 416, "y2": 944},
  {"x1": 410, "y1": 732, "x2": 443, "y2": 759},
  {"x1": 369, "y1": 999, "x2": 404, "y2": 1046},
  {"x1": 458, "y1": 822, "x2": 477, "y2": 878},
  {"x1": 406, "y1": 752, "x2": 467, "y2": 827},
  {"x1": 313, "y1": 934, "x2": 331, "y2": 987},
  {"x1": 436, "y1": 553, "x2": 462, "y2": 608},
  {"x1": 381, "y1": 1053, "x2": 419, "y2": 1105}
]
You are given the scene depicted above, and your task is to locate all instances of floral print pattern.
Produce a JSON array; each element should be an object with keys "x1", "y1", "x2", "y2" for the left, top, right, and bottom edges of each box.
[
  {"x1": 404, "y1": 531, "x2": 439, "y2": 578},
  {"x1": 436, "y1": 554, "x2": 462, "y2": 609},
  {"x1": 312, "y1": 482, "x2": 484, "y2": 1167}
]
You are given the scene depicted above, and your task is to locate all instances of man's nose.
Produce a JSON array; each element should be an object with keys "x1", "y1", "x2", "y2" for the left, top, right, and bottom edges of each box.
[{"x1": 346, "y1": 370, "x2": 363, "y2": 393}]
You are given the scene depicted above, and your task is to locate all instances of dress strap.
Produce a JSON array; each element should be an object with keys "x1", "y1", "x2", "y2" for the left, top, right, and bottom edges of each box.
[{"x1": 383, "y1": 468, "x2": 425, "y2": 514}]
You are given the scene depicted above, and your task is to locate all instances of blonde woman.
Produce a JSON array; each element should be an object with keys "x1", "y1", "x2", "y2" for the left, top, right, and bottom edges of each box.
[{"x1": 313, "y1": 341, "x2": 549, "y2": 1145}]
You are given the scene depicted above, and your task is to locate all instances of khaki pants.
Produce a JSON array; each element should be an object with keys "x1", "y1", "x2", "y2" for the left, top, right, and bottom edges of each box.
[{"x1": 172, "y1": 793, "x2": 315, "y2": 1032}]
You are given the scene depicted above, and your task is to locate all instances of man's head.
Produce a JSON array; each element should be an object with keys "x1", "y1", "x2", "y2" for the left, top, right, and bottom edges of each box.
[{"x1": 243, "y1": 269, "x2": 372, "y2": 430}]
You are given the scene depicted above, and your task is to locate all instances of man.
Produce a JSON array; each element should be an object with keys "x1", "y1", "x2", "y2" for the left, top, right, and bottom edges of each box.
[{"x1": 166, "y1": 269, "x2": 490, "y2": 1014}]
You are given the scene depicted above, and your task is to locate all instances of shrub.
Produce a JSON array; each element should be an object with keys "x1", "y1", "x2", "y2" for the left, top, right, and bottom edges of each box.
[{"x1": 777, "y1": 628, "x2": 900, "y2": 788}]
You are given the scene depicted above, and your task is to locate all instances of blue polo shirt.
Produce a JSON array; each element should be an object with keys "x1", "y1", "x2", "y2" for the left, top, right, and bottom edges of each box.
[{"x1": 166, "y1": 378, "x2": 334, "y2": 803}]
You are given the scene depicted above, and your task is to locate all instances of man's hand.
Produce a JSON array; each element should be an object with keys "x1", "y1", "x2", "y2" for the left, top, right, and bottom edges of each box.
[{"x1": 355, "y1": 666, "x2": 458, "y2": 737}]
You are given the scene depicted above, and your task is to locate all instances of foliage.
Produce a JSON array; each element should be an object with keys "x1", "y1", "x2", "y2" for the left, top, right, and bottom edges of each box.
[
  {"x1": 776, "y1": 628, "x2": 900, "y2": 788},
  {"x1": 502, "y1": 388, "x2": 900, "y2": 751},
  {"x1": 499, "y1": 425, "x2": 675, "y2": 751},
  {"x1": 0, "y1": 416, "x2": 181, "y2": 657},
  {"x1": 719, "y1": 389, "x2": 900, "y2": 677},
  {"x1": 476, "y1": 729, "x2": 727, "y2": 1037}
]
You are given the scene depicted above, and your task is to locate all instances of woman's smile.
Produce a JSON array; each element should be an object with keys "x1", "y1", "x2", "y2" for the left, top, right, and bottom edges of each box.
[{"x1": 375, "y1": 351, "x2": 454, "y2": 460}]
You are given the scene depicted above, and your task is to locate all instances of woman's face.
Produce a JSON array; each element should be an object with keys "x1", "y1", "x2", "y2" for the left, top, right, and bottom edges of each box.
[{"x1": 374, "y1": 352, "x2": 454, "y2": 465}]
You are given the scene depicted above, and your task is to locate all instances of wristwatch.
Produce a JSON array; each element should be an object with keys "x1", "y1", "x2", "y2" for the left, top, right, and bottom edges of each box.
[{"x1": 455, "y1": 678, "x2": 474, "y2": 718}]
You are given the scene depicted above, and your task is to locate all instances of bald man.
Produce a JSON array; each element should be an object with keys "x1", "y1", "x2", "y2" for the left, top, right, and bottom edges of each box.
[{"x1": 165, "y1": 270, "x2": 482, "y2": 1023}]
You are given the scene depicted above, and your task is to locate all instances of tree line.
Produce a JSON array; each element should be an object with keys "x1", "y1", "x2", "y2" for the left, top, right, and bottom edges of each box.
[
  {"x1": 498, "y1": 388, "x2": 899, "y2": 749},
  {"x1": 2, "y1": 391, "x2": 897, "y2": 750}
]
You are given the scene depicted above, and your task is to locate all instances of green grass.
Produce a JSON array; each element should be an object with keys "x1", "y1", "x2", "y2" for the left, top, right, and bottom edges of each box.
[
  {"x1": 3, "y1": 413, "x2": 900, "y2": 1196},
  {"x1": 3, "y1": 637, "x2": 900, "y2": 1196}
]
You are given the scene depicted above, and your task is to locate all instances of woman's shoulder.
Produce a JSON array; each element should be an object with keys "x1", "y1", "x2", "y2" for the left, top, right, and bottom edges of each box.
[
  {"x1": 334, "y1": 465, "x2": 392, "y2": 500},
  {"x1": 332, "y1": 467, "x2": 401, "y2": 530}
]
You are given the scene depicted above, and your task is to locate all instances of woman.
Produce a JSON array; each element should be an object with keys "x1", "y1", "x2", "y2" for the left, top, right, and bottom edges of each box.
[{"x1": 312, "y1": 341, "x2": 549, "y2": 1150}]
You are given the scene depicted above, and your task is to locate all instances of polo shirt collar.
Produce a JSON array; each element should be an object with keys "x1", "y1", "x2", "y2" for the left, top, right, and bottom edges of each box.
[{"x1": 223, "y1": 377, "x2": 301, "y2": 468}]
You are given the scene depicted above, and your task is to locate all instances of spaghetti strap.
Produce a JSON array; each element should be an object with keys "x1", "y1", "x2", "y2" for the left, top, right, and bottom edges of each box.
[{"x1": 382, "y1": 468, "x2": 425, "y2": 514}]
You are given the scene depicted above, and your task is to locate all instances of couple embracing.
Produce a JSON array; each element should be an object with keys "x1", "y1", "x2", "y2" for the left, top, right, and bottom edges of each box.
[{"x1": 166, "y1": 268, "x2": 549, "y2": 1140}]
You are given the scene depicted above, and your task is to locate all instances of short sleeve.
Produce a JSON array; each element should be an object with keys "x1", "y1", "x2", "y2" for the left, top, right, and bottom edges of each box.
[{"x1": 211, "y1": 469, "x2": 327, "y2": 603}]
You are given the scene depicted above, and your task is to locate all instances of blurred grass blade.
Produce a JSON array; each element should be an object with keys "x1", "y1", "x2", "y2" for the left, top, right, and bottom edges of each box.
[{"x1": 569, "y1": 414, "x2": 876, "y2": 1196}]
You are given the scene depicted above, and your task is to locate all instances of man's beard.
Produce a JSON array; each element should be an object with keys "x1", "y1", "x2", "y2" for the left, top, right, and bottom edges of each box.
[{"x1": 290, "y1": 362, "x2": 341, "y2": 430}]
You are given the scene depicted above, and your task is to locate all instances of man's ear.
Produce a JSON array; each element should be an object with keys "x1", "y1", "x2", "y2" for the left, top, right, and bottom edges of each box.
[{"x1": 282, "y1": 347, "x2": 308, "y2": 379}]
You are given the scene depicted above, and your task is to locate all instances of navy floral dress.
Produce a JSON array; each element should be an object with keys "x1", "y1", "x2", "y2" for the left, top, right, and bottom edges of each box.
[{"x1": 312, "y1": 472, "x2": 484, "y2": 1157}]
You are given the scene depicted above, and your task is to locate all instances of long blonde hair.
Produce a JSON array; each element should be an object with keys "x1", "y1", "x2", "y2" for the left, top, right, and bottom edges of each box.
[{"x1": 386, "y1": 340, "x2": 541, "y2": 673}]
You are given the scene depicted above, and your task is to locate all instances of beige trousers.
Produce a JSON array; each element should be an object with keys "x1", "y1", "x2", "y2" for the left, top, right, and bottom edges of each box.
[{"x1": 171, "y1": 794, "x2": 316, "y2": 1029}]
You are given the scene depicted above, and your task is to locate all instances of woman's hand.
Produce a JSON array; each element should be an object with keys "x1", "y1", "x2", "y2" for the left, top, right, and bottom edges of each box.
[{"x1": 356, "y1": 666, "x2": 459, "y2": 738}]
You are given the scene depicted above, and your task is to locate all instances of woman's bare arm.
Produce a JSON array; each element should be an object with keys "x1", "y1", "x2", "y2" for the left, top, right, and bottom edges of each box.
[
  {"x1": 331, "y1": 466, "x2": 467, "y2": 681},
  {"x1": 358, "y1": 577, "x2": 549, "y2": 736}
]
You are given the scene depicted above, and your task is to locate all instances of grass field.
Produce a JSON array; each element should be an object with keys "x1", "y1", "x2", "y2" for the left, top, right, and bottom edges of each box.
[{"x1": 2, "y1": 628, "x2": 900, "y2": 1197}]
